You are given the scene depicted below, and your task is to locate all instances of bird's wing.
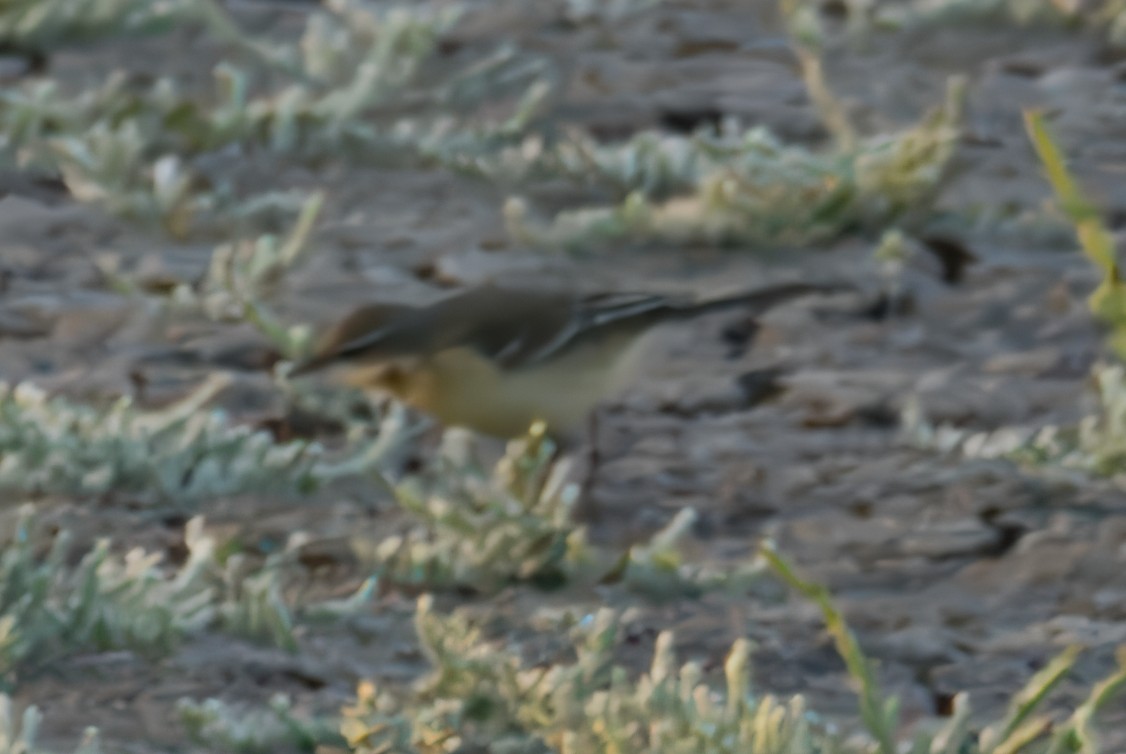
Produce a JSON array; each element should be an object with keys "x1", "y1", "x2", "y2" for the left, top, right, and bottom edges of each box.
[
  {"x1": 462, "y1": 286, "x2": 803, "y2": 370},
  {"x1": 499, "y1": 291, "x2": 682, "y2": 368},
  {"x1": 509, "y1": 282, "x2": 848, "y2": 367},
  {"x1": 430, "y1": 286, "x2": 580, "y2": 370},
  {"x1": 579, "y1": 292, "x2": 686, "y2": 327},
  {"x1": 293, "y1": 281, "x2": 847, "y2": 376}
]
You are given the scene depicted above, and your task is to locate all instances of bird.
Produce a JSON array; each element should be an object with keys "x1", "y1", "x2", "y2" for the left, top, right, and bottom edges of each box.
[{"x1": 289, "y1": 280, "x2": 844, "y2": 444}]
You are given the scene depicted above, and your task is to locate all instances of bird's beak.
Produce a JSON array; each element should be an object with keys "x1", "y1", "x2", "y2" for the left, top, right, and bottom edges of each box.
[
  {"x1": 288, "y1": 355, "x2": 411, "y2": 394},
  {"x1": 287, "y1": 353, "x2": 334, "y2": 379}
]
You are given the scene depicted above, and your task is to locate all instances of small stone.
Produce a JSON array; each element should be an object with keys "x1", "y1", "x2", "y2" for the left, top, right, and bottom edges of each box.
[
  {"x1": 195, "y1": 335, "x2": 282, "y2": 372},
  {"x1": 982, "y1": 347, "x2": 1060, "y2": 375},
  {"x1": 930, "y1": 656, "x2": 1041, "y2": 720},
  {"x1": 781, "y1": 513, "x2": 900, "y2": 559},
  {"x1": 52, "y1": 292, "x2": 132, "y2": 343},
  {"x1": 428, "y1": 248, "x2": 564, "y2": 288},
  {"x1": 1038, "y1": 66, "x2": 1107, "y2": 99},
  {"x1": 0, "y1": 295, "x2": 60, "y2": 338},
  {"x1": 133, "y1": 249, "x2": 208, "y2": 293},
  {"x1": 0, "y1": 56, "x2": 32, "y2": 81},
  {"x1": 1044, "y1": 615, "x2": 1126, "y2": 646},
  {"x1": 898, "y1": 520, "x2": 1000, "y2": 559},
  {"x1": 871, "y1": 625, "x2": 962, "y2": 667},
  {"x1": 658, "y1": 377, "x2": 745, "y2": 415},
  {"x1": 0, "y1": 309, "x2": 50, "y2": 338}
]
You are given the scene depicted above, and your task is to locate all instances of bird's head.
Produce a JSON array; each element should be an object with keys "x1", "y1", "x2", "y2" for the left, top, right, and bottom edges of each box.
[{"x1": 289, "y1": 302, "x2": 419, "y2": 394}]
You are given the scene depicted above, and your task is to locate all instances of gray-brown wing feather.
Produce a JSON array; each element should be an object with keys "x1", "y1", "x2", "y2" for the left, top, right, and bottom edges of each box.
[
  {"x1": 293, "y1": 281, "x2": 846, "y2": 375},
  {"x1": 492, "y1": 292, "x2": 684, "y2": 369},
  {"x1": 506, "y1": 281, "x2": 847, "y2": 367},
  {"x1": 379, "y1": 283, "x2": 841, "y2": 369},
  {"x1": 436, "y1": 287, "x2": 578, "y2": 369}
]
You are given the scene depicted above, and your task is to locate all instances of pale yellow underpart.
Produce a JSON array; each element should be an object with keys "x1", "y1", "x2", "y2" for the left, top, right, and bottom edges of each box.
[{"x1": 340, "y1": 329, "x2": 658, "y2": 440}]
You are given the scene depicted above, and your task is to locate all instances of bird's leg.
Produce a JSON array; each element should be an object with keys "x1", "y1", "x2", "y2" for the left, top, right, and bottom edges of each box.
[
  {"x1": 587, "y1": 409, "x2": 602, "y2": 486},
  {"x1": 575, "y1": 408, "x2": 603, "y2": 522}
]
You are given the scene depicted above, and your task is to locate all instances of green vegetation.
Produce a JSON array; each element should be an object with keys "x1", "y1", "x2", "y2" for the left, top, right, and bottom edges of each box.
[
  {"x1": 369, "y1": 424, "x2": 764, "y2": 596},
  {"x1": 0, "y1": 0, "x2": 971, "y2": 251},
  {"x1": 785, "y1": 0, "x2": 1126, "y2": 46},
  {"x1": 178, "y1": 694, "x2": 343, "y2": 754},
  {"x1": 0, "y1": 509, "x2": 311, "y2": 683},
  {"x1": 505, "y1": 75, "x2": 963, "y2": 251},
  {"x1": 0, "y1": 0, "x2": 196, "y2": 51},
  {"x1": 0, "y1": 0, "x2": 545, "y2": 236},
  {"x1": 1025, "y1": 112, "x2": 1126, "y2": 359},
  {"x1": 0, "y1": 375, "x2": 393, "y2": 504},
  {"x1": 9, "y1": 532, "x2": 1125, "y2": 753},
  {"x1": 909, "y1": 113, "x2": 1126, "y2": 480}
]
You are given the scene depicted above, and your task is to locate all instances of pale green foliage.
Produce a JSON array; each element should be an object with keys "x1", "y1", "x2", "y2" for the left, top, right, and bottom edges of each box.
[
  {"x1": 609, "y1": 507, "x2": 767, "y2": 599},
  {"x1": 895, "y1": 0, "x2": 1090, "y2": 25},
  {"x1": 0, "y1": 521, "x2": 187, "y2": 673},
  {"x1": 0, "y1": 511, "x2": 300, "y2": 680},
  {"x1": 905, "y1": 363, "x2": 1126, "y2": 478},
  {"x1": 1073, "y1": 364, "x2": 1126, "y2": 476},
  {"x1": 341, "y1": 599, "x2": 827, "y2": 754},
  {"x1": 341, "y1": 584, "x2": 1126, "y2": 754},
  {"x1": 368, "y1": 426, "x2": 763, "y2": 595},
  {"x1": 1049, "y1": 647, "x2": 1126, "y2": 752},
  {"x1": 0, "y1": 0, "x2": 192, "y2": 50},
  {"x1": 1100, "y1": 1, "x2": 1126, "y2": 45},
  {"x1": 0, "y1": 0, "x2": 970, "y2": 250},
  {"x1": 173, "y1": 192, "x2": 322, "y2": 357},
  {"x1": 0, "y1": 75, "x2": 134, "y2": 170},
  {"x1": 0, "y1": 502, "x2": 384, "y2": 680},
  {"x1": 0, "y1": 72, "x2": 316, "y2": 235},
  {"x1": 561, "y1": 0, "x2": 666, "y2": 25},
  {"x1": 50, "y1": 126, "x2": 205, "y2": 238},
  {"x1": 908, "y1": 116, "x2": 1126, "y2": 479},
  {"x1": 371, "y1": 427, "x2": 581, "y2": 591},
  {"x1": 764, "y1": 544, "x2": 1126, "y2": 753},
  {"x1": 2, "y1": 507, "x2": 1121, "y2": 752},
  {"x1": 774, "y1": 7, "x2": 856, "y2": 147},
  {"x1": 801, "y1": 0, "x2": 1126, "y2": 46},
  {"x1": 504, "y1": 77, "x2": 964, "y2": 250},
  {"x1": 178, "y1": 694, "x2": 342, "y2": 753},
  {"x1": 762, "y1": 542, "x2": 896, "y2": 752},
  {"x1": 182, "y1": 516, "x2": 301, "y2": 651},
  {"x1": 97, "y1": 191, "x2": 324, "y2": 357},
  {"x1": 0, "y1": 0, "x2": 547, "y2": 234},
  {"x1": 0, "y1": 694, "x2": 101, "y2": 754},
  {"x1": 770, "y1": 544, "x2": 1126, "y2": 754},
  {"x1": 870, "y1": 228, "x2": 916, "y2": 300},
  {"x1": 1025, "y1": 111, "x2": 1126, "y2": 357},
  {"x1": 0, "y1": 375, "x2": 390, "y2": 505}
]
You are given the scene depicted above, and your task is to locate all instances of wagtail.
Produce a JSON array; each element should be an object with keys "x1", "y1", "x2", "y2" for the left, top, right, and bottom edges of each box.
[{"x1": 289, "y1": 281, "x2": 843, "y2": 443}]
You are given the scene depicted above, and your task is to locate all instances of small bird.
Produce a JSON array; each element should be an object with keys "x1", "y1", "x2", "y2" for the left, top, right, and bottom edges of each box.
[{"x1": 290, "y1": 281, "x2": 843, "y2": 444}]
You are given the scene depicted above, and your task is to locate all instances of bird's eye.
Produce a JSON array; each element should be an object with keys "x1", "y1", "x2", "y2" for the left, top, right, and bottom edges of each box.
[{"x1": 379, "y1": 366, "x2": 405, "y2": 389}]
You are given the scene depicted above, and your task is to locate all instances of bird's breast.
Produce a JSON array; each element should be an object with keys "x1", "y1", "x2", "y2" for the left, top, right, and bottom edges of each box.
[{"x1": 403, "y1": 335, "x2": 651, "y2": 440}]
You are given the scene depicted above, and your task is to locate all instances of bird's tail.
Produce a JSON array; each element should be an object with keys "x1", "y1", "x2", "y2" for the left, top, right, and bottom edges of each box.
[{"x1": 673, "y1": 281, "x2": 850, "y2": 318}]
